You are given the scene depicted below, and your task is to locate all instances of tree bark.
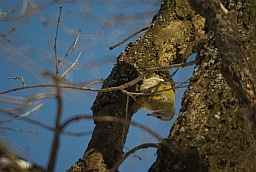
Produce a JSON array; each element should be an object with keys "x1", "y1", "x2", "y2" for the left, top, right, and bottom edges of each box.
[{"x1": 150, "y1": 0, "x2": 256, "y2": 171}]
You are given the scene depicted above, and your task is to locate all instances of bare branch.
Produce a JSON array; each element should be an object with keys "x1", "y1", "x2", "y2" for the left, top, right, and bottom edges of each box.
[
  {"x1": 121, "y1": 96, "x2": 131, "y2": 155},
  {"x1": 84, "y1": 79, "x2": 104, "y2": 87},
  {"x1": 54, "y1": 7, "x2": 62, "y2": 76},
  {"x1": 8, "y1": 77, "x2": 25, "y2": 86},
  {"x1": 123, "y1": 145, "x2": 141, "y2": 161},
  {"x1": 16, "y1": 103, "x2": 44, "y2": 120},
  {"x1": 59, "y1": 30, "x2": 81, "y2": 63},
  {"x1": 0, "y1": 95, "x2": 28, "y2": 105},
  {"x1": 0, "y1": 93, "x2": 55, "y2": 115},
  {"x1": 0, "y1": 28, "x2": 15, "y2": 42},
  {"x1": 110, "y1": 143, "x2": 161, "y2": 172},
  {"x1": 21, "y1": 0, "x2": 28, "y2": 14},
  {"x1": 60, "y1": 51, "x2": 82, "y2": 79},
  {"x1": 1, "y1": 103, "x2": 44, "y2": 124},
  {"x1": 1, "y1": 60, "x2": 196, "y2": 94},
  {"x1": 0, "y1": 109, "x2": 52, "y2": 131},
  {"x1": 6, "y1": 28, "x2": 16, "y2": 37},
  {"x1": 175, "y1": 79, "x2": 190, "y2": 88},
  {"x1": 109, "y1": 27, "x2": 149, "y2": 50},
  {"x1": 0, "y1": 109, "x2": 92, "y2": 137},
  {"x1": 0, "y1": 93, "x2": 56, "y2": 121},
  {"x1": 28, "y1": 0, "x2": 48, "y2": 24},
  {"x1": 0, "y1": 1, "x2": 68, "y2": 22},
  {"x1": 0, "y1": 126, "x2": 38, "y2": 134}
]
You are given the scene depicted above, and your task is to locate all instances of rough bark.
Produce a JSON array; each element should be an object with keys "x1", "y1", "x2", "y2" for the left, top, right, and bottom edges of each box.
[{"x1": 150, "y1": 0, "x2": 256, "y2": 171}]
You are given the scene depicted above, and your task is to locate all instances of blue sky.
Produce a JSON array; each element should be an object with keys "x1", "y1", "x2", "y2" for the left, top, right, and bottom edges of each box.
[{"x1": 0, "y1": 1, "x2": 194, "y2": 171}]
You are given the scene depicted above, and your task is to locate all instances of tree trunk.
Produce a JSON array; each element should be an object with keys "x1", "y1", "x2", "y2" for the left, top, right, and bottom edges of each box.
[{"x1": 150, "y1": 0, "x2": 256, "y2": 171}]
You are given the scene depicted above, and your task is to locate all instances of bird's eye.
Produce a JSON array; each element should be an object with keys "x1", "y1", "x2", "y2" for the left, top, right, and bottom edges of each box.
[{"x1": 157, "y1": 116, "x2": 162, "y2": 119}]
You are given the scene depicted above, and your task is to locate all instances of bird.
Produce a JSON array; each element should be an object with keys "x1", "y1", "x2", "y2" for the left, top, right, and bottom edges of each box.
[{"x1": 132, "y1": 75, "x2": 175, "y2": 121}]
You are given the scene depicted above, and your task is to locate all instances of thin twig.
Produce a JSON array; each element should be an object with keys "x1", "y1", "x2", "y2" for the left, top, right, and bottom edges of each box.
[
  {"x1": 0, "y1": 109, "x2": 92, "y2": 137},
  {"x1": 60, "y1": 51, "x2": 82, "y2": 79},
  {"x1": 28, "y1": 0, "x2": 48, "y2": 24},
  {"x1": 59, "y1": 30, "x2": 81, "y2": 63},
  {"x1": 0, "y1": 126, "x2": 38, "y2": 134},
  {"x1": 60, "y1": 115, "x2": 92, "y2": 130},
  {"x1": 58, "y1": 77, "x2": 103, "y2": 87},
  {"x1": 175, "y1": 79, "x2": 190, "y2": 88},
  {"x1": 0, "y1": 94, "x2": 27, "y2": 105},
  {"x1": 84, "y1": 79, "x2": 104, "y2": 87},
  {"x1": 0, "y1": 93, "x2": 55, "y2": 104},
  {"x1": 1, "y1": 72, "x2": 145, "y2": 94},
  {"x1": 0, "y1": 28, "x2": 16, "y2": 42},
  {"x1": 0, "y1": 108, "x2": 53, "y2": 130},
  {"x1": 170, "y1": 68, "x2": 179, "y2": 78},
  {"x1": 21, "y1": 0, "x2": 28, "y2": 14},
  {"x1": 6, "y1": 28, "x2": 16, "y2": 36},
  {"x1": 0, "y1": 93, "x2": 55, "y2": 116},
  {"x1": 1, "y1": 103, "x2": 44, "y2": 124},
  {"x1": 54, "y1": 7, "x2": 62, "y2": 76},
  {"x1": 0, "y1": 1, "x2": 63, "y2": 22},
  {"x1": 122, "y1": 95, "x2": 129, "y2": 145},
  {"x1": 8, "y1": 77, "x2": 25, "y2": 86},
  {"x1": 17, "y1": 103, "x2": 44, "y2": 119},
  {"x1": 109, "y1": 27, "x2": 149, "y2": 50},
  {"x1": 110, "y1": 143, "x2": 161, "y2": 172},
  {"x1": 120, "y1": 96, "x2": 141, "y2": 160},
  {"x1": 123, "y1": 145, "x2": 142, "y2": 161}
]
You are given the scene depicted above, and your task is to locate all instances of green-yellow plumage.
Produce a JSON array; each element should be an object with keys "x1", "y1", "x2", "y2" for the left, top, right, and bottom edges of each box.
[{"x1": 132, "y1": 76, "x2": 175, "y2": 121}]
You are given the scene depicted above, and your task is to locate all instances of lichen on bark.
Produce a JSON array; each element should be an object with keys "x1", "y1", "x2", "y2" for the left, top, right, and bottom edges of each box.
[{"x1": 150, "y1": 0, "x2": 256, "y2": 171}]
